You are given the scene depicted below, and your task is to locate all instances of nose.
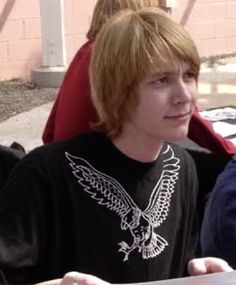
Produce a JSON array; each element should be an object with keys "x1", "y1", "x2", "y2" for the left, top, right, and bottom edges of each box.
[{"x1": 172, "y1": 80, "x2": 194, "y2": 105}]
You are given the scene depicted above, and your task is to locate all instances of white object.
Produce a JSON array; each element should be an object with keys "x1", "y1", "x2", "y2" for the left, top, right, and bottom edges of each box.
[
  {"x1": 159, "y1": 0, "x2": 177, "y2": 8},
  {"x1": 212, "y1": 121, "x2": 236, "y2": 138},
  {"x1": 39, "y1": 0, "x2": 66, "y2": 67},
  {"x1": 200, "y1": 107, "x2": 236, "y2": 122}
]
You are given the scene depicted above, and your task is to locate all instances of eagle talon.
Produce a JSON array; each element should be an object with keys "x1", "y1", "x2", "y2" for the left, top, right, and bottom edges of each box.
[
  {"x1": 118, "y1": 242, "x2": 130, "y2": 261},
  {"x1": 119, "y1": 241, "x2": 130, "y2": 252}
]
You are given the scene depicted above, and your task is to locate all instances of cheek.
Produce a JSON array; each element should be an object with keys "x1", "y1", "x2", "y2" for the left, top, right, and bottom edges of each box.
[
  {"x1": 139, "y1": 98, "x2": 166, "y2": 118},
  {"x1": 140, "y1": 90, "x2": 169, "y2": 108},
  {"x1": 191, "y1": 84, "x2": 198, "y2": 101}
]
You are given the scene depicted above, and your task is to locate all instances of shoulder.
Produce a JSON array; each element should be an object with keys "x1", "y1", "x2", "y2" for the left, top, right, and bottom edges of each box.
[
  {"x1": 202, "y1": 158, "x2": 236, "y2": 231},
  {"x1": 201, "y1": 158, "x2": 236, "y2": 262},
  {"x1": 0, "y1": 145, "x2": 22, "y2": 189},
  {"x1": 0, "y1": 144, "x2": 23, "y2": 173},
  {"x1": 165, "y1": 142, "x2": 198, "y2": 192},
  {"x1": 0, "y1": 135, "x2": 93, "y2": 193},
  {"x1": 166, "y1": 142, "x2": 196, "y2": 167},
  {"x1": 0, "y1": 145, "x2": 20, "y2": 163},
  {"x1": 164, "y1": 142, "x2": 198, "y2": 186},
  {"x1": 70, "y1": 40, "x2": 92, "y2": 63},
  {"x1": 17, "y1": 133, "x2": 101, "y2": 167},
  {"x1": 210, "y1": 158, "x2": 236, "y2": 199},
  {"x1": 221, "y1": 157, "x2": 236, "y2": 180},
  {"x1": 161, "y1": 143, "x2": 198, "y2": 213},
  {"x1": 80, "y1": 41, "x2": 93, "y2": 53}
]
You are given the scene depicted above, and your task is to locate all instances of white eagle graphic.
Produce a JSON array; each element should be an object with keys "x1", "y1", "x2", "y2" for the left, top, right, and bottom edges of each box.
[{"x1": 65, "y1": 145, "x2": 180, "y2": 261}]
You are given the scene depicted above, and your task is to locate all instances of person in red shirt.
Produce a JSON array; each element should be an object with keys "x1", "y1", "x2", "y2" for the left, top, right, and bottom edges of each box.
[
  {"x1": 42, "y1": 0, "x2": 160, "y2": 144},
  {"x1": 42, "y1": 0, "x2": 236, "y2": 156}
]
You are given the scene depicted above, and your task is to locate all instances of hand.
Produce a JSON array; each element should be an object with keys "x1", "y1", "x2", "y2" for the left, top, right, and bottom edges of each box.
[
  {"x1": 35, "y1": 272, "x2": 110, "y2": 285},
  {"x1": 188, "y1": 257, "x2": 234, "y2": 276},
  {"x1": 59, "y1": 272, "x2": 110, "y2": 285}
]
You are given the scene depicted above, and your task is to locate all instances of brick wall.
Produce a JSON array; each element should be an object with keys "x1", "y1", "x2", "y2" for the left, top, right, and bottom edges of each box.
[
  {"x1": 0, "y1": 0, "x2": 42, "y2": 80},
  {"x1": 172, "y1": 0, "x2": 236, "y2": 57},
  {"x1": 0, "y1": 0, "x2": 235, "y2": 80},
  {"x1": 64, "y1": 0, "x2": 97, "y2": 65}
]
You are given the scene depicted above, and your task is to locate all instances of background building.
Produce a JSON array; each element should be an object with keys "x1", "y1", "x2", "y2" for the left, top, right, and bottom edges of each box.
[{"x1": 0, "y1": 0, "x2": 235, "y2": 81}]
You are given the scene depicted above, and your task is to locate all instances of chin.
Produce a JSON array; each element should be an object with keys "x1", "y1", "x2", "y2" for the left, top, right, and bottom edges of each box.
[{"x1": 166, "y1": 128, "x2": 189, "y2": 142}]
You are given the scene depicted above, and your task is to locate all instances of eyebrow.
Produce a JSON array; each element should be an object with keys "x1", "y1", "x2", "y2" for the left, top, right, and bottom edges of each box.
[
  {"x1": 148, "y1": 71, "x2": 176, "y2": 79},
  {"x1": 149, "y1": 67, "x2": 195, "y2": 78}
]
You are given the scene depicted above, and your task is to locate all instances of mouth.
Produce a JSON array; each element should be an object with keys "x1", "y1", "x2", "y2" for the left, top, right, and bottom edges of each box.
[{"x1": 165, "y1": 111, "x2": 192, "y2": 120}]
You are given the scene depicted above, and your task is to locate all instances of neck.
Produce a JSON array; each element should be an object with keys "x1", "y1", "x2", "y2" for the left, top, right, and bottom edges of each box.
[{"x1": 112, "y1": 126, "x2": 163, "y2": 163}]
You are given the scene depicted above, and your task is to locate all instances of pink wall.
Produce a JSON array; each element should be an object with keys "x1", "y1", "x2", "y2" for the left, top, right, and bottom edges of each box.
[
  {"x1": 172, "y1": 0, "x2": 236, "y2": 58},
  {"x1": 0, "y1": 0, "x2": 235, "y2": 80},
  {"x1": 0, "y1": 0, "x2": 42, "y2": 80}
]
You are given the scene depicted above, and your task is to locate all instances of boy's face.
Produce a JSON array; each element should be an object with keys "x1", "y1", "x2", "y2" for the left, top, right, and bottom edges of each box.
[{"x1": 125, "y1": 61, "x2": 197, "y2": 143}]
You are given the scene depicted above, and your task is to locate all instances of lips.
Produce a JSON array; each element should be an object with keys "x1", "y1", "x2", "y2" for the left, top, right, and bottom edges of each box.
[{"x1": 165, "y1": 111, "x2": 192, "y2": 119}]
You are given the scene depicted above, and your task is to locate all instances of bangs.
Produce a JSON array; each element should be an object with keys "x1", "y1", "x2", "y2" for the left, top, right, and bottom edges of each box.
[{"x1": 130, "y1": 11, "x2": 200, "y2": 80}]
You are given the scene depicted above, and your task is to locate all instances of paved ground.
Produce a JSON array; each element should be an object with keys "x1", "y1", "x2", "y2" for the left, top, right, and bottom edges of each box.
[
  {"x1": 0, "y1": 102, "x2": 52, "y2": 151},
  {"x1": 0, "y1": 61, "x2": 236, "y2": 152},
  {"x1": 0, "y1": 79, "x2": 57, "y2": 123}
]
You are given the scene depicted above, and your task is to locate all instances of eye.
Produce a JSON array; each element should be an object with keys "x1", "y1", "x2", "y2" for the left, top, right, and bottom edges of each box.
[
  {"x1": 183, "y1": 71, "x2": 196, "y2": 81},
  {"x1": 151, "y1": 76, "x2": 169, "y2": 87}
]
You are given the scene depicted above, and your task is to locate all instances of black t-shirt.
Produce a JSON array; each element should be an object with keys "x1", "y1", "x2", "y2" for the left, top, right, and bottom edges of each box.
[{"x1": 0, "y1": 133, "x2": 198, "y2": 284}]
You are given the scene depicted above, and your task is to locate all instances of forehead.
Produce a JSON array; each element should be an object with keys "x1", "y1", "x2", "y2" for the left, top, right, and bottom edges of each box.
[{"x1": 147, "y1": 60, "x2": 192, "y2": 77}]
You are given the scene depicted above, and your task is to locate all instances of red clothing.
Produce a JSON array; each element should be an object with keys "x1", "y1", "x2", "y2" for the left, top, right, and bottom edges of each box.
[
  {"x1": 42, "y1": 41, "x2": 236, "y2": 155},
  {"x1": 42, "y1": 41, "x2": 97, "y2": 143},
  {"x1": 189, "y1": 106, "x2": 236, "y2": 155}
]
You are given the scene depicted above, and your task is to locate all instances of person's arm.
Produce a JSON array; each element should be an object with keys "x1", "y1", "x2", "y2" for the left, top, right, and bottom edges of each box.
[{"x1": 201, "y1": 159, "x2": 236, "y2": 268}]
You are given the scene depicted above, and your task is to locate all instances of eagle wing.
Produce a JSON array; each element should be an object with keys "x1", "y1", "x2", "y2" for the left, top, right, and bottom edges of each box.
[
  {"x1": 65, "y1": 152, "x2": 139, "y2": 227},
  {"x1": 143, "y1": 145, "x2": 180, "y2": 227}
]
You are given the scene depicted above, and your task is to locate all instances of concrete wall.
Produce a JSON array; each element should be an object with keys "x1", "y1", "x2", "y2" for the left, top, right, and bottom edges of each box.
[{"x1": 0, "y1": 0, "x2": 235, "y2": 80}]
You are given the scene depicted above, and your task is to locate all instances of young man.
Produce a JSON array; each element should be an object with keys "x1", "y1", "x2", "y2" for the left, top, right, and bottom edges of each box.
[
  {"x1": 42, "y1": 0, "x2": 236, "y2": 157},
  {"x1": 0, "y1": 8, "x2": 232, "y2": 285}
]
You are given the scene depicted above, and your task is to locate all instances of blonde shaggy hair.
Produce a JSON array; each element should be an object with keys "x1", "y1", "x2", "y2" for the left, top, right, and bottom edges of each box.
[
  {"x1": 86, "y1": 0, "x2": 158, "y2": 41},
  {"x1": 90, "y1": 8, "x2": 200, "y2": 137}
]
